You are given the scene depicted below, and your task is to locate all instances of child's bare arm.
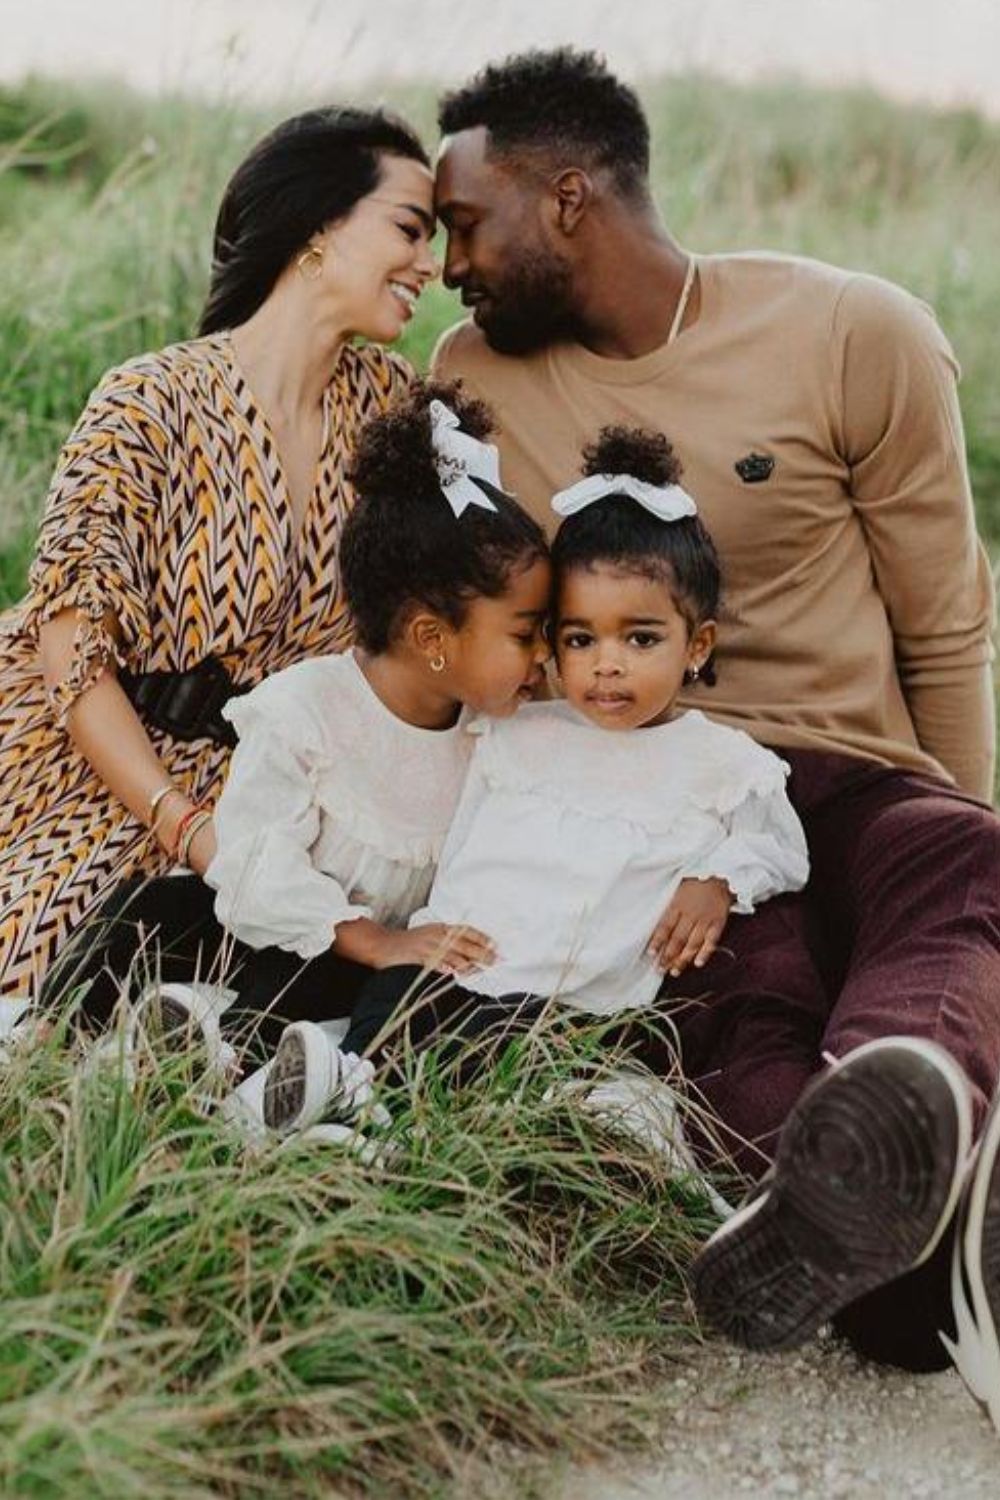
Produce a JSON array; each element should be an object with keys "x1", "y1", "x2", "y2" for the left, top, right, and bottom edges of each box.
[{"x1": 646, "y1": 877, "x2": 733, "y2": 977}]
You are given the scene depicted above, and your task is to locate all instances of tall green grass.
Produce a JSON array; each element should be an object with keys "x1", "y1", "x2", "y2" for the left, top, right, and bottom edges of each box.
[
  {"x1": 2, "y1": 72, "x2": 997, "y2": 1494},
  {"x1": 1, "y1": 71, "x2": 999, "y2": 593},
  {"x1": 0, "y1": 1013, "x2": 718, "y2": 1497}
]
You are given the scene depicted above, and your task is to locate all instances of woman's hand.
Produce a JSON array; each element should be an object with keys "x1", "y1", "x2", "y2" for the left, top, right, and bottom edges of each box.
[
  {"x1": 38, "y1": 607, "x2": 208, "y2": 864},
  {"x1": 335, "y1": 918, "x2": 496, "y2": 975},
  {"x1": 646, "y1": 876, "x2": 733, "y2": 977}
]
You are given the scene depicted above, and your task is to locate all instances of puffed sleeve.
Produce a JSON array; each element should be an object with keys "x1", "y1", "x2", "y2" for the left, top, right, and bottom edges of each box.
[
  {"x1": 204, "y1": 687, "x2": 372, "y2": 959},
  {"x1": 15, "y1": 360, "x2": 167, "y2": 722},
  {"x1": 684, "y1": 746, "x2": 810, "y2": 913}
]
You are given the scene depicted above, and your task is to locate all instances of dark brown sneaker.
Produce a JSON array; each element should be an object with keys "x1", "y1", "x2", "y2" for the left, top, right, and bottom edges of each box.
[{"x1": 692, "y1": 1037, "x2": 972, "y2": 1351}]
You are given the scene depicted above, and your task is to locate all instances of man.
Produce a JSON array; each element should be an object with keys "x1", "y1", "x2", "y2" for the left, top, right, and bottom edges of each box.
[{"x1": 430, "y1": 46, "x2": 1000, "y2": 1411}]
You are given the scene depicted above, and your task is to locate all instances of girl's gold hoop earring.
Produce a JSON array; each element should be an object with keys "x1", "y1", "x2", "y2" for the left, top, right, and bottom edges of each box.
[
  {"x1": 429, "y1": 654, "x2": 447, "y2": 674},
  {"x1": 296, "y1": 245, "x2": 324, "y2": 280}
]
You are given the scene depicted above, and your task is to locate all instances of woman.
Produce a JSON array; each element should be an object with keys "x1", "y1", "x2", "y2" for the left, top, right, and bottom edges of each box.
[{"x1": 0, "y1": 105, "x2": 437, "y2": 998}]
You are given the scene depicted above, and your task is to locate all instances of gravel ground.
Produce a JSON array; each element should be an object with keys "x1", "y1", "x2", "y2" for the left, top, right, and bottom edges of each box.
[{"x1": 555, "y1": 1335, "x2": 1000, "y2": 1499}]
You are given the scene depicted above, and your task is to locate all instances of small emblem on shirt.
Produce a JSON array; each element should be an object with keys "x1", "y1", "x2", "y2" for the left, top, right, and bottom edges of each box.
[{"x1": 735, "y1": 453, "x2": 775, "y2": 484}]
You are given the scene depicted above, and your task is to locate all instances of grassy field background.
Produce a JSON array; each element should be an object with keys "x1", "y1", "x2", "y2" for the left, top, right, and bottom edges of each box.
[
  {"x1": 0, "y1": 72, "x2": 998, "y2": 1498},
  {"x1": 1, "y1": 71, "x2": 999, "y2": 606}
]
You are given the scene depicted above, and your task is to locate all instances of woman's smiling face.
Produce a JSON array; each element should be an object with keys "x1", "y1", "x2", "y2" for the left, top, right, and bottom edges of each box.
[{"x1": 316, "y1": 154, "x2": 439, "y2": 342}]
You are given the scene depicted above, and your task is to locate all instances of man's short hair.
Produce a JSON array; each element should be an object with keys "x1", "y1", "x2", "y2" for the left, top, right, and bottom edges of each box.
[{"x1": 438, "y1": 48, "x2": 650, "y2": 199}]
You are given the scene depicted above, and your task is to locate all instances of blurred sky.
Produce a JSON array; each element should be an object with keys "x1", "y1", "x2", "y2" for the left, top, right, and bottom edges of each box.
[{"x1": 2, "y1": 0, "x2": 999, "y2": 116}]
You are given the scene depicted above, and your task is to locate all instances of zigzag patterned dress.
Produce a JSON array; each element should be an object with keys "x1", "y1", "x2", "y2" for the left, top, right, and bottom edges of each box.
[{"x1": 0, "y1": 332, "x2": 411, "y2": 999}]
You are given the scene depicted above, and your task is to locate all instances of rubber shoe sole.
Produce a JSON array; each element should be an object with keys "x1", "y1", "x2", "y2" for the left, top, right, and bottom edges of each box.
[
  {"x1": 692, "y1": 1037, "x2": 972, "y2": 1351},
  {"x1": 132, "y1": 982, "x2": 230, "y2": 1078},
  {"x1": 941, "y1": 1086, "x2": 1000, "y2": 1432},
  {"x1": 263, "y1": 1022, "x2": 339, "y2": 1133}
]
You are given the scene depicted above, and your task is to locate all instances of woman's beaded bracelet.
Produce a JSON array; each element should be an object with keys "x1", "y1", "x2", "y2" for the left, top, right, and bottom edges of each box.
[
  {"x1": 176, "y1": 808, "x2": 212, "y2": 868},
  {"x1": 149, "y1": 783, "x2": 183, "y2": 833},
  {"x1": 172, "y1": 803, "x2": 208, "y2": 859}
]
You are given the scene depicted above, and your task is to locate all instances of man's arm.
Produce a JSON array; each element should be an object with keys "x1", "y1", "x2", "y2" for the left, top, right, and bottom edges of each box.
[{"x1": 836, "y1": 274, "x2": 996, "y2": 800}]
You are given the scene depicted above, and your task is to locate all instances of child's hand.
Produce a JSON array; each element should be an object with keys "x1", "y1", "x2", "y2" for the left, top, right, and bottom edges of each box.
[
  {"x1": 646, "y1": 877, "x2": 733, "y2": 977},
  {"x1": 373, "y1": 922, "x2": 497, "y2": 976}
]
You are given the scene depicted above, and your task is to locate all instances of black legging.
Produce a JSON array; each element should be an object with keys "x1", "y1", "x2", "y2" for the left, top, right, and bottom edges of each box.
[
  {"x1": 42, "y1": 873, "x2": 372, "y2": 1060},
  {"x1": 342, "y1": 965, "x2": 550, "y2": 1083},
  {"x1": 341, "y1": 964, "x2": 683, "y2": 1088}
]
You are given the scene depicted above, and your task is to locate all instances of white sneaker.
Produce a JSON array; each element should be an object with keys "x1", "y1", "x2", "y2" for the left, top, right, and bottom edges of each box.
[
  {"x1": 580, "y1": 1070, "x2": 734, "y2": 1219},
  {"x1": 281, "y1": 1120, "x2": 397, "y2": 1169},
  {"x1": 262, "y1": 1020, "x2": 375, "y2": 1133},
  {"x1": 0, "y1": 997, "x2": 40, "y2": 1064},
  {"x1": 941, "y1": 1086, "x2": 1000, "y2": 1435},
  {"x1": 128, "y1": 981, "x2": 237, "y2": 1079}
]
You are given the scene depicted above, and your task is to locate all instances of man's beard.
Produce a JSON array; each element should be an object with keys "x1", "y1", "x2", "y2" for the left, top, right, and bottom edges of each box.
[{"x1": 475, "y1": 247, "x2": 577, "y2": 355}]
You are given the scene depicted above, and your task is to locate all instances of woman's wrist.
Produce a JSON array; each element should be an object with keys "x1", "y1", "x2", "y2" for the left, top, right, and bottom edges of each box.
[
  {"x1": 153, "y1": 794, "x2": 195, "y2": 856},
  {"x1": 183, "y1": 816, "x2": 216, "y2": 875},
  {"x1": 176, "y1": 808, "x2": 213, "y2": 867}
]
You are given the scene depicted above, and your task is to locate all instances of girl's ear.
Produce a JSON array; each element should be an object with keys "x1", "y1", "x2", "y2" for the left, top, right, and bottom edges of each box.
[
  {"x1": 406, "y1": 609, "x2": 451, "y2": 663},
  {"x1": 688, "y1": 619, "x2": 717, "y2": 672}
]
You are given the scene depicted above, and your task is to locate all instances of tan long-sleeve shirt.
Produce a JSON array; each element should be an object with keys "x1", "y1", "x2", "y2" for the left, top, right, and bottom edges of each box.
[{"x1": 433, "y1": 252, "x2": 996, "y2": 800}]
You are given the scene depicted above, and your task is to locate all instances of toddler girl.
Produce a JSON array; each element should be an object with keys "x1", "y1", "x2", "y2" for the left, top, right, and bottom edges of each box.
[
  {"x1": 47, "y1": 380, "x2": 550, "y2": 1080},
  {"x1": 263, "y1": 425, "x2": 809, "y2": 1132}
]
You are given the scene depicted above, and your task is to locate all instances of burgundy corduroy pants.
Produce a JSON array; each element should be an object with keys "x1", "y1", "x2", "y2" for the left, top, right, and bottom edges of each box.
[{"x1": 663, "y1": 746, "x2": 1000, "y2": 1370}]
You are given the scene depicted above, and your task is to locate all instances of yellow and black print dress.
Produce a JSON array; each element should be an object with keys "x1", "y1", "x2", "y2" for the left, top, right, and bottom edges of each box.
[{"x1": 0, "y1": 332, "x2": 410, "y2": 998}]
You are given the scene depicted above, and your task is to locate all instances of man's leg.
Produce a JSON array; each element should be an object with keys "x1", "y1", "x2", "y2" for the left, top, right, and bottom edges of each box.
[
  {"x1": 809, "y1": 763, "x2": 1000, "y2": 1128},
  {"x1": 799, "y1": 754, "x2": 1000, "y2": 1368},
  {"x1": 692, "y1": 749, "x2": 1000, "y2": 1369},
  {"x1": 659, "y1": 893, "x2": 831, "y2": 1179}
]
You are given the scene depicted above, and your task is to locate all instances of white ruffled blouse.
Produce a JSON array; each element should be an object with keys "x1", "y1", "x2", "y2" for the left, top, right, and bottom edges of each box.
[
  {"x1": 412, "y1": 702, "x2": 809, "y2": 1015},
  {"x1": 205, "y1": 651, "x2": 473, "y2": 959}
]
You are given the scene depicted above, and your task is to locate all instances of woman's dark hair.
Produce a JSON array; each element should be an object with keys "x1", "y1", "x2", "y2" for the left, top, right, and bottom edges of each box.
[
  {"x1": 341, "y1": 380, "x2": 549, "y2": 653},
  {"x1": 198, "y1": 106, "x2": 428, "y2": 335},
  {"x1": 552, "y1": 426, "x2": 722, "y2": 682}
]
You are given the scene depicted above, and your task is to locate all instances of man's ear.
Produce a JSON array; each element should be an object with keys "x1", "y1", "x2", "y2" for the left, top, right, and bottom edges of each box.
[{"x1": 547, "y1": 168, "x2": 594, "y2": 236}]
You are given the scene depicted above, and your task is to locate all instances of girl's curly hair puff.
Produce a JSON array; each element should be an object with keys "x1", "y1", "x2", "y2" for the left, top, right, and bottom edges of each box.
[
  {"x1": 341, "y1": 379, "x2": 548, "y2": 653},
  {"x1": 552, "y1": 424, "x2": 722, "y2": 683}
]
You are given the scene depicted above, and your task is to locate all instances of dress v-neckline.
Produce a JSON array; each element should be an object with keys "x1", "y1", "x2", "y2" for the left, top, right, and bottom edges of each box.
[{"x1": 219, "y1": 331, "x2": 335, "y2": 548}]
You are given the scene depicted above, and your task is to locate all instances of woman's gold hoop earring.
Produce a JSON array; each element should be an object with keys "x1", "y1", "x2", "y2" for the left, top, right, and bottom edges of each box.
[
  {"x1": 429, "y1": 654, "x2": 447, "y2": 674},
  {"x1": 296, "y1": 245, "x2": 324, "y2": 280}
]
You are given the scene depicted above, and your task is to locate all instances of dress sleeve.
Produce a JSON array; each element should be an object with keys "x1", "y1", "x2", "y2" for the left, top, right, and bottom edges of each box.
[
  {"x1": 204, "y1": 725, "x2": 372, "y2": 960},
  {"x1": 17, "y1": 361, "x2": 167, "y2": 722},
  {"x1": 834, "y1": 275, "x2": 996, "y2": 799},
  {"x1": 684, "y1": 751, "x2": 810, "y2": 913}
]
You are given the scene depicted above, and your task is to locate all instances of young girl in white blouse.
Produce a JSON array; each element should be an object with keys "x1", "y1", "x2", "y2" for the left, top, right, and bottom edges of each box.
[
  {"x1": 51, "y1": 380, "x2": 549, "y2": 1076},
  {"x1": 262, "y1": 426, "x2": 810, "y2": 1133}
]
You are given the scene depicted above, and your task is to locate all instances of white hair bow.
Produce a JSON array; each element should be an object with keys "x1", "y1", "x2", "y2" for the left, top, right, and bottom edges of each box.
[
  {"x1": 429, "y1": 400, "x2": 501, "y2": 517},
  {"x1": 551, "y1": 472, "x2": 697, "y2": 522}
]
